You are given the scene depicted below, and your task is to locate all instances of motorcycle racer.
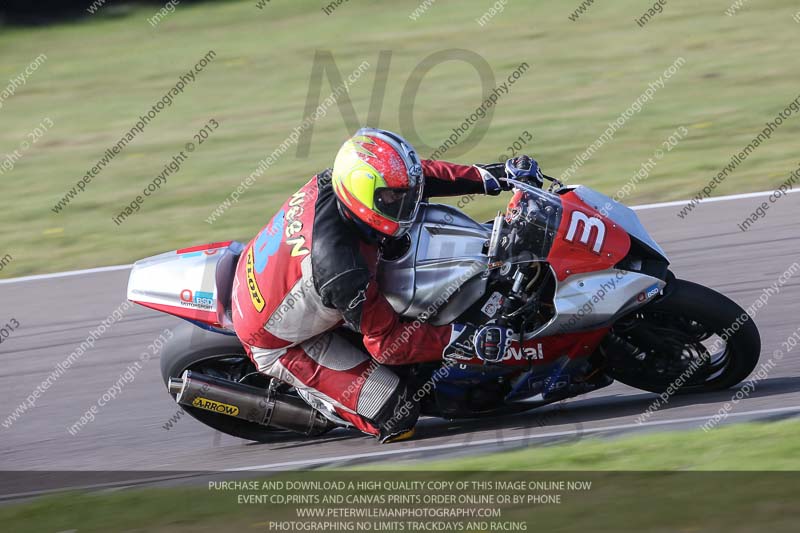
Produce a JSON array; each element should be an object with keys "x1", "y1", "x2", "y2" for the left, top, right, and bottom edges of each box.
[{"x1": 231, "y1": 127, "x2": 542, "y2": 442}]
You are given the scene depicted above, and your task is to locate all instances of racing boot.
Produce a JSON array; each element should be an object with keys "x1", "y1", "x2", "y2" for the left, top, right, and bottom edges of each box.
[{"x1": 373, "y1": 384, "x2": 420, "y2": 444}]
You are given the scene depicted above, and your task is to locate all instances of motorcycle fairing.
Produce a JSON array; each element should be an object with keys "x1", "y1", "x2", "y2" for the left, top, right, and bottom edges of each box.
[
  {"x1": 427, "y1": 327, "x2": 610, "y2": 415},
  {"x1": 127, "y1": 241, "x2": 243, "y2": 330},
  {"x1": 533, "y1": 267, "x2": 666, "y2": 337},
  {"x1": 546, "y1": 190, "x2": 631, "y2": 281},
  {"x1": 378, "y1": 203, "x2": 491, "y2": 325},
  {"x1": 570, "y1": 185, "x2": 668, "y2": 261},
  {"x1": 450, "y1": 326, "x2": 609, "y2": 367},
  {"x1": 380, "y1": 195, "x2": 663, "y2": 332}
]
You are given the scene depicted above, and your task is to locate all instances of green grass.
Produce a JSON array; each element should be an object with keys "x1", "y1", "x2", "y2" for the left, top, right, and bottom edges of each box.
[
  {"x1": 2, "y1": 0, "x2": 800, "y2": 276},
  {"x1": 396, "y1": 417, "x2": 800, "y2": 471},
  {"x1": 3, "y1": 419, "x2": 800, "y2": 532}
]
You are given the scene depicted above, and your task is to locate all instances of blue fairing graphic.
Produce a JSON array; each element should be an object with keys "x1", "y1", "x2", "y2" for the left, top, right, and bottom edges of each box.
[{"x1": 253, "y1": 209, "x2": 285, "y2": 274}]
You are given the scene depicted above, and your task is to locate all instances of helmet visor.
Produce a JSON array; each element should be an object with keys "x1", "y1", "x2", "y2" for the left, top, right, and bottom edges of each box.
[{"x1": 374, "y1": 179, "x2": 424, "y2": 224}]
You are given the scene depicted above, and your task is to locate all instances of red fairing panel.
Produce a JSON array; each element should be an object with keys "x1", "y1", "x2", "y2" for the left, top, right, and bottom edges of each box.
[
  {"x1": 135, "y1": 301, "x2": 219, "y2": 326},
  {"x1": 175, "y1": 241, "x2": 232, "y2": 255},
  {"x1": 458, "y1": 327, "x2": 609, "y2": 366},
  {"x1": 547, "y1": 191, "x2": 630, "y2": 281}
]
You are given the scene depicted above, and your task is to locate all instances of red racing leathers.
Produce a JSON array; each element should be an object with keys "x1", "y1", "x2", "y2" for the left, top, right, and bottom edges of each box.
[{"x1": 231, "y1": 160, "x2": 489, "y2": 435}]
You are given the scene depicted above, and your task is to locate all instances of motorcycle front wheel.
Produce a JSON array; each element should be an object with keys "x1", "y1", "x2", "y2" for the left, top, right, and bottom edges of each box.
[{"x1": 602, "y1": 278, "x2": 761, "y2": 394}]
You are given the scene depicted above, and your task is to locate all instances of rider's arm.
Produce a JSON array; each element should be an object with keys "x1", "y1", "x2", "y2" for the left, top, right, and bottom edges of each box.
[
  {"x1": 319, "y1": 268, "x2": 451, "y2": 365},
  {"x1": 422, "y1": 159, "x2": 507, "y2": 198}
]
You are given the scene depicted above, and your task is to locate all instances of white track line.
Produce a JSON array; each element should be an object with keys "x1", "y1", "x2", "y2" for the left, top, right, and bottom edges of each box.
[
  {"x1": 0, "y1": 406, "x2": 793, "y2": 501},
  {"x1": 226, "y1": 404, "x2": 800, "y2": 471},
  {"x1": 2, "y1": 187, "x2": 797, "y2": 285},
  {"x1": 0, "y1": 263, "x2": 133, "y2": 285},
  {"x1": 631, "y1": 187, "x2": 800, "y2": 211}
]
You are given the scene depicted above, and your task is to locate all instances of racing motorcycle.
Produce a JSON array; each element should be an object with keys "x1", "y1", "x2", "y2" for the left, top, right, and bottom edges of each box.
[{"x1": 127, "y1": 174, "x2": 761, "y2": 441}]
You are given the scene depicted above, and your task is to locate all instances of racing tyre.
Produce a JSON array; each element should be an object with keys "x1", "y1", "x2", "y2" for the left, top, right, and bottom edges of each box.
[
  {"x1": 604, "y1": 278, "x2": 761, "y2": 394},
  {"x1": 159, "y1": 322, "x2": 283, "y2": 442}
]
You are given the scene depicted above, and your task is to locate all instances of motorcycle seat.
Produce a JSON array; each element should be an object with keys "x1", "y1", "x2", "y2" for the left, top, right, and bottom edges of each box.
[{"x1": 215, "y1": 242, "x2": 244, "y2": 326}]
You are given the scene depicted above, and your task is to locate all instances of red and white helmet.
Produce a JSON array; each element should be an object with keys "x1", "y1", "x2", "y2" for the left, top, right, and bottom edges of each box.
[{"x1": 331, "y1": 128, "x2": 424, "y2": 238}]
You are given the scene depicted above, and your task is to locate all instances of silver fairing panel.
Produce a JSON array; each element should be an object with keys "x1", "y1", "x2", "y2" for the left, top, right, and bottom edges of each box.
[
  {"x1": 127, "y1": 242, "x2": 243, "y2": 331},
  {"x1": 531, "y1": 268, "x2": 667, "y2": 337},
  {"x1": 378, "y1": 203, "x2": 490, "y2": 326},
  {"x1": 571, "y1": 186, "x2": 668, "y2": 261}
]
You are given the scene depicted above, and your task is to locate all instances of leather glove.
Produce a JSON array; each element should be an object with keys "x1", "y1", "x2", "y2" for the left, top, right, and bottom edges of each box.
[
  {"x1": 474, "y1": 324, "x2": 513, "y2": 363},
  {"x1": 504, "y1": 155, "x2": 544, "y2": 189},
  {"x1": 473, "y1": 162, "x2": 512, "y2": 195},
  {"x1": 442, "y1": 323, "x2": 477, "y2": 362}
]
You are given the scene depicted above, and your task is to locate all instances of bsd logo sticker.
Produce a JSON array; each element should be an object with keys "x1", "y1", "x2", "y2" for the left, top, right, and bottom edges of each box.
[
  {"x1": 637, "y1": 284, "x2": 660, "y2": 302},
  {"x1": 180, "y1": 289, "x2": 214, "y2": 310}
]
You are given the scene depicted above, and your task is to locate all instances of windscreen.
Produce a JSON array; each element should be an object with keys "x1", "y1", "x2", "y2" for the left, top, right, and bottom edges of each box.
[{"x1": 501, "y1": 180, "x2": 564, "y2": 262}]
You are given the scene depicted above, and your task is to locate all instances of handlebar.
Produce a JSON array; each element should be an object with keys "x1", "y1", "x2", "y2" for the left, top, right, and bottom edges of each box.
[{"x1": 505, "y1": 174, "x2": 565, "y2": 193}]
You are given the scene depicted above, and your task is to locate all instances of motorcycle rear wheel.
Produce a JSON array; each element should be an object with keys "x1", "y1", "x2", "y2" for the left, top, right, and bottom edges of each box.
[
  {"x1": 160, "y1": 322, "x2": 284, "y2": 442},
  {"x1": 604, "y1": 278, "x2": 761, "y2": 394}
]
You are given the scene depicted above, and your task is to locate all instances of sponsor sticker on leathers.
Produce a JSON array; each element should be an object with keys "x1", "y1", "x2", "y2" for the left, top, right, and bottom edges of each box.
[{"x1": 245, "y1": 247, "x2": 266, "y2": 312}]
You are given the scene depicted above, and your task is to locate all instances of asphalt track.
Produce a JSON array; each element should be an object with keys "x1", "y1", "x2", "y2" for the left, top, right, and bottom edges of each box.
[{"x1": 2, "y1": 191, "x2": 799, "y2": 489}]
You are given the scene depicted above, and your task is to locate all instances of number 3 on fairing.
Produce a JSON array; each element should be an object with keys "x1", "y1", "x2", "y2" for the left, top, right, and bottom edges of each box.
[{"x1": 564, "y1": 211, "x2": 606, "y2": 254}]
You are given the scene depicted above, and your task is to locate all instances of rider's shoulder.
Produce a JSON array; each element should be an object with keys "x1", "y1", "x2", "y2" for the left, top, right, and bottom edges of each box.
[{"x1": 315, "y1": 168, "x2": 333, "y2": 190}]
